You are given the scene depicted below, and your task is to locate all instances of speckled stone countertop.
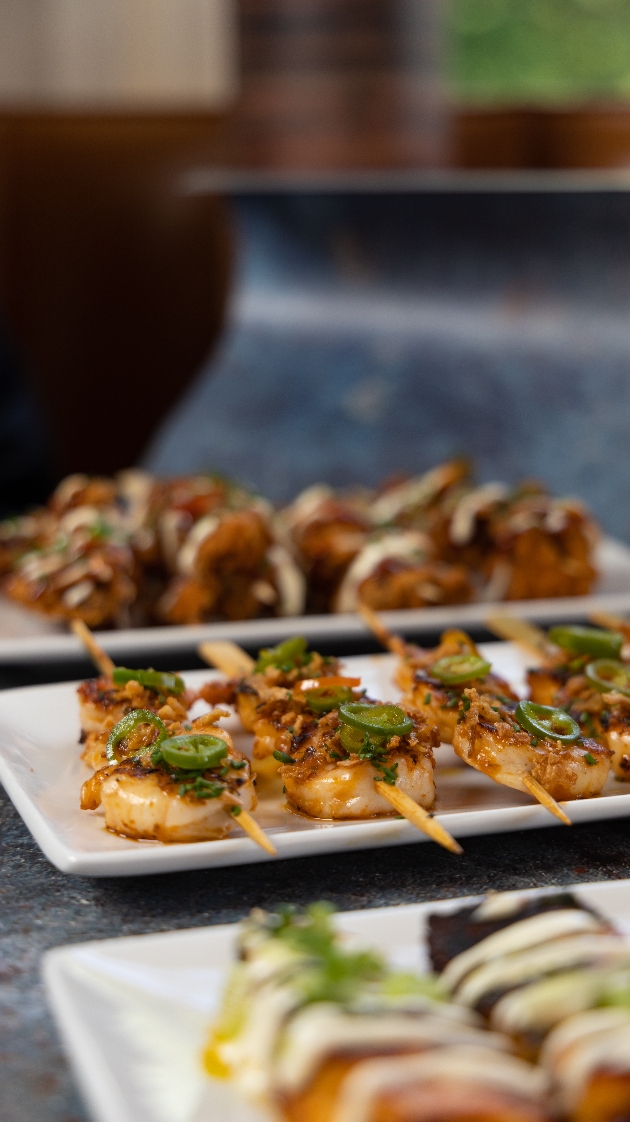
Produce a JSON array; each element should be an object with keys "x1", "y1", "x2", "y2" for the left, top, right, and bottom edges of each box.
[{"x1": 2, "y1": 777, "x2": 630, "y2": 1122}]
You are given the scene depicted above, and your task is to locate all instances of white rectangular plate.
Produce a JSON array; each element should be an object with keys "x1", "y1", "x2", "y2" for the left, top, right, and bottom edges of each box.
[
  {"x1": 2, "y1": 538, "x2": 630, "y2": 664},
  {"x1": 42, "y1": 878, "x2": 630, "y2": 1122},
  {"x1": 2, "y1": 644, "x2": 630, "y2": 875}
]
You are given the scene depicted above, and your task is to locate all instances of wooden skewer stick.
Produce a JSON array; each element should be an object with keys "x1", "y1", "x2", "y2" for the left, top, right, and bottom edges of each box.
[
  {"x1": 357, "y1": 601, "x2": 408, "y2": 658},
  {"x1": 71, "y1": 619, "x2": 115, "y2": 677},
  {"x1": 521, "y1": 775, "x2": 572, "y2": 826},
  {"x1": 485, "y1": 615, "x2": 557, "y2": 663},
  {"x1": 589, "y1": 611, "x2": 630, "y2": 643},
  {"x1": 376, "y1": 782, "x2": 463, "y2": 854},
  {"x1": 198, "y1": 640, "x2": 255, "y2": 678},
  {"x1": 228, "y1": 805, "x2": 277, "y2": 856}
]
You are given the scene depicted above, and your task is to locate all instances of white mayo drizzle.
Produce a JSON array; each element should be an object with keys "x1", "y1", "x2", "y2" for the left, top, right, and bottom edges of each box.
[
  {"x1": 272, "y1": 1005, "x2": 500, "y2": 1093},
  {"x1": 491, "y1": 966, "x2": 615, "y2": 1036},
  {"x1": 449, "y1": 483, "x2": 508, "y2": 546},
  {"x1": 442, "y1": 909, "x2": 604, "y2": 992},
  {"x1": 283, "y1": 484, "x2": 335, "y2": 530},
  {"x1": 542, "y1": 1008, "x2": 630, "y2": 1111},
  {"x1": 266, "y1": 544, "x2": 306, "y2": 617},
  {"x1": 331, "y1": 1045, "x2": 548, "y2": 1122},
  {"x1": 334, "y1": 531, "x2": 431, "y2": 613},
  {"x1": 176, "y1": 515, "x2": 219, "y2": 577},
  {"x1": 455, "y1": 935, "x2": 630, "y2": 1009},
  {"x1": 370, "y1": 465, "x2": 457, "y2": 526}
]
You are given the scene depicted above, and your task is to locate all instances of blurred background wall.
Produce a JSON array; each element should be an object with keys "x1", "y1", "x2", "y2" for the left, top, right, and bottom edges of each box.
[{"x1": 3, "y1": 0, "x2": 630, "y2": 533}]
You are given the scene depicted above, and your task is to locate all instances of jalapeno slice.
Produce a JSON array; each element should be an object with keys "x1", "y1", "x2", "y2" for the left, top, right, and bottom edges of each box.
[
  {"x1": 514, "y1": 700, "x2": 581, "y2": 745},
  {"x1": 106, "y1": 709, "x2": 167, "y2": 763},
  {"x1": 585, "y1": 659, "x2": 630, "y2": 697},
  {"x1": 304, "y1": 684, "x2": 355, "y2": 713},
  {"x1": 430, "y1": 653, "x2": 491, "y2": 685},
  {"x1": 255, "y1": 636, "x2": 308, "y2": 672},
  {"x1": 548, "y1": 625, "x2": 622, "y2": 660},
  {"x1": 112, "y1": 667, "x2": 185, "y2": 694},
  {"x1": 338, "y1": 703, "x2": 413, "y2": 739},
  {"x1": 160, "y1": 734, "x2": 229, "y2": 771}
]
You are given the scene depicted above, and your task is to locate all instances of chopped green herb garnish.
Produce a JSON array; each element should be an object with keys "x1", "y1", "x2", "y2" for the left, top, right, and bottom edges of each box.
[
  {"x1": 273, "y1": 750, "x2": 296, "y2": 764},
  {"x1": 424, "y1": 692, "x2": 432, "y2": 704},
  {"x1": 584, "y1": 752, "x2": 598, "y2": 766}
]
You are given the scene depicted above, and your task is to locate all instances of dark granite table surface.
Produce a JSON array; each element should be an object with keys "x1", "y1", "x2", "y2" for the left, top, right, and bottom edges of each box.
[{"x1": 2, "y1": 746, "x2": 630, "y2": 1122}]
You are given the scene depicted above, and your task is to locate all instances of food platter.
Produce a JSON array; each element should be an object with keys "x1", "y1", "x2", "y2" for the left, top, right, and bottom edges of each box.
[
  {"x1": 42, "y1": 877, "x2": 630, "y2": 1122},
  {"x1": 1, "y1": 642, "x2": 630, "y2": 876},
  {"x1": 2, "y1": 537, "x2": 630, "y2": 665}
]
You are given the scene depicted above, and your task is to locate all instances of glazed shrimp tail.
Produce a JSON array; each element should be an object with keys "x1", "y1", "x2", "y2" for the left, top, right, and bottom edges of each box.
[{"x1": 71, "y1": 618, "x2": 115, "y2": 676}]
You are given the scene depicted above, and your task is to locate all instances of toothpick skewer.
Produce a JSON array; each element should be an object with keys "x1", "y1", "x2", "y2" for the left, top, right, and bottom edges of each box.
[
  {"x1": 198, "y1": 640, "x2": 255, "y2": 678},
  {"x1": 521, "y1": 775, "x2": 572, "y2": 825},
  {"x1": 376, "y1": 782, "x2": 463, "y2": 854},
  {"x1": 589, "y1": 611, "x2": 630, "y2": 643},
  {"x1": 71, "y1": 619, "x2": 115, "y2": 677},
  {"x1": 485, "y1": 615, "x2": 557, "y2": 663},
  {"x1": 357, "y1": 601, "x2": 408, "y2": 658},
  {"x1": 228, "y1": 805, "x2": 277, "y2": 855}
]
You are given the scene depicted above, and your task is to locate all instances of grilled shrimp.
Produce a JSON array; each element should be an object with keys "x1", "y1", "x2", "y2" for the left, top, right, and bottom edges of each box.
[
  {"x1": 278, "y1": 705, "x2": 438, "y2": 820},
  {"x1": 453, "y1": 689, "x2": 611, "y2": 802},
  {"x1": 77, "y1": 673, "x2": 193, "y2": 770},
  {"x1": 527, "y1": 626, "x2": 630, "y2": 781},
  {"x1": 398, "y1": 630, "x2": 518, "y2": 744},
  {"x1": 81, "y1": 712, "x2": 256, "y2": 843}
]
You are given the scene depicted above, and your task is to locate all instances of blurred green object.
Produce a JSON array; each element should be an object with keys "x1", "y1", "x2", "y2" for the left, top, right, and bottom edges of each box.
[{"x1": 450, "y1": 0, "x2": 630, "y2": 103}]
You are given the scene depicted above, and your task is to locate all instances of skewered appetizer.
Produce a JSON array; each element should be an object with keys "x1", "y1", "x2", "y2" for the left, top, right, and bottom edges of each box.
[
  {"x1": 80, "y1": 707, "x2": 257, "y2": 844},
  {"x1": 527, "y1": 624, "x2": 630, "y2": 782},
  {"x1": 276, "y1": 698, "x2": 438, "y2": 822},
  {"x1": 78, "y1": 664, "x2": 194, "y2": 770},
  {"x1": 427, "y1": 888, "x2": 630, "y2": 1101},
  {"x1": 395, "y1": 628, "x2": 518, "y2": 744},
  {"x1": 452, "y1": 688, "x2": 611, "y2": 810},
  {"x1": 208, "y1": 902, "x2": 552, "y2": 1122}
]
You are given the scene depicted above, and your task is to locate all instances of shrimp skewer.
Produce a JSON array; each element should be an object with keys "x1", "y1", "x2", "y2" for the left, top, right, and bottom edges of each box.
[
  {"x1": 358, "y1": 605, "x2": 517, "y2": 743},
  {"x1": 275, "y1": 700, "x2": 462, "y2": 852},
  {"x1": 452, "y1": 688, "x2": 611, "y2": 819},
  {"x1": 80, "y1": 709, "x2": 272, "y2": 849},
  {"x1": 525, "y1": 623, "x2": 630, "y2": 781}
]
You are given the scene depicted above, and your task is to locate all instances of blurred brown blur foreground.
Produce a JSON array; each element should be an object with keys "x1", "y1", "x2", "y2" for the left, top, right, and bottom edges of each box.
[{"x1": 0, "y1": 115, "x2": 232, "y2": 480}]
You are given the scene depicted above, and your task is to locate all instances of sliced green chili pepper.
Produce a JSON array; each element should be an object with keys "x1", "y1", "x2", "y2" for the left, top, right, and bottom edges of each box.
[
  {"x1": 338, "y1": 703, "x2": 413, "y2": 739},
  {"x1": 106, "y1": 709, "x2": 167, "y2": 763},
  {"x1": 255, "y1": 636, "x2": 308, "y2": 672},
  {"x1": 112, "y1": 667, "x2": 185, "y2": 694},
  {"x1": 548, "y1": 626, "x2": 622, "y2": 660},
  {"x1": 430, "y1": 653, "x2": 491, "y2": 685},
  {"x1": 304, "y1": 684, "x2": 354, "y2": 714},
  {"x1": 160, "y1": 734, "x2": 228, "y2": 771},
  {"x1": 514, "y1": 701, "x2": 581, "y2": 745},
  {"x1": 585, "y1": 658, "x2": 630, "y2": 697}
]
